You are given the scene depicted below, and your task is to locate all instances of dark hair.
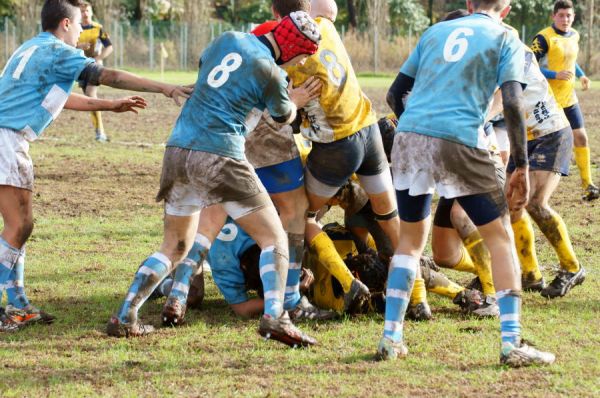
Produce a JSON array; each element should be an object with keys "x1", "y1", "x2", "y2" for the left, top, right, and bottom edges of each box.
[
  {"x1": 42, "y1": 0, "x2": 83, "y2": 31},
  {"x1": 81, "y1": 1, "x2": 92, "y2": 8},
  {"x1": 272, "y1": 0, "x2": 310, "y2": 17},
  {"x1": 441, "y1": 9, "x2": 470, "y2": 22},
  {"x1": 469, "y1": 0, "x2": 509, "y2": 12},
  {"x1": 553, "y1": 0, "x2": 574, "y2": 14}
]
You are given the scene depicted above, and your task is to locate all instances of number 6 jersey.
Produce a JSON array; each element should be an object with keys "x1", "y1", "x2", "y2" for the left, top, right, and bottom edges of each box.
[{"x1": 397, "y1": 13, "x2": 525, "y2": 150}]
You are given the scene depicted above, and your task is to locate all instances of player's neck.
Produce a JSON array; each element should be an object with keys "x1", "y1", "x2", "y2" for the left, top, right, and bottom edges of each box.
[
  {"x1": 473, "y1": 9, "x2": 502, "y2": 21},
  {"x1": 258, "y1": 32, "x2": 281, "y2": 61}
]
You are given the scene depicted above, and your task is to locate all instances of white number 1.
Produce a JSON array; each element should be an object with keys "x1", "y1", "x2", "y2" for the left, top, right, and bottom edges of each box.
[
  {"x1": 443, "y1": 28, "x2": 473, "y2": 63},
  {"x1": 0, "y1": 45, "x2": 38, "y2": 79}
]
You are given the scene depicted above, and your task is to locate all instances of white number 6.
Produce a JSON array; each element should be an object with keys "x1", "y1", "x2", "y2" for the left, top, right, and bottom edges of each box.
[
  {"x1": 207, "y1": 52, "x2": 242, "y2": 88},
  {"x1": 443, "y1": 28, "x2": 474, "y2": 63}
]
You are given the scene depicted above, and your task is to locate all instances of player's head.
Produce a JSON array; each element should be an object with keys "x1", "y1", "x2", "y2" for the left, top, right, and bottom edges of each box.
[
  {"x1": 467, "y1": 0, "x2": 511, "y2": 18},
  {"x1": 377, "y1": 115, "x2": 397, "y2": 162},
  {"x1": 80, "y1": 1, "x2": 93, "y2": 24},
  {"x1": 42, "y1": 0, "x2": 84, "y2": 46},
  {"x1": 552, "y1": 0, "x2": 574, "y2": 32},
  {"x1": 310, "y1": 0, "x2": 338, "y2": 22},
  {"x1": 272, "y1": 11, "x2": 321, "y2": 66},
  {"x1": 271, "y1": 0, "x2": 311, "y2": 20},
  {"x1": 344, "y1": 250, "x2": 388, "y2": 314}
]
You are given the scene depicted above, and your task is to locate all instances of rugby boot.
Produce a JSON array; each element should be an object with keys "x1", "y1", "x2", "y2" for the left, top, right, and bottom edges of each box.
[
  {"x1": 289, "y1": 296, "x2": 337, "y2": 321},
  {"x1": 95, "y1": 130, "x2": 109, "y2": 143},
  {"x1": 406, "y1": 301, "x2": 432, "y2": 321},
  {"x1": 5, "y1": 304, "x2": 56, "y2": 325},
  {"x1": 161, "y1": 296, "x2": 186, "y2": 326},
  {"x1": 500, "y1": 339, "x2": 555, "y2": 367},
  {"x1": 453, "y1": 289, "x2": 498, "y2": 317},
  {"x1": 343, "y1": 279, "x2": 370, "y2": 314},
  {"x1": 258, "y1": 311, "x2": 317, "y2": 348},
  {"x1": 541, "y1": 267, "x2": 586, "y2": 299},
  {"x1": 376, "y1": 336, "x2": 408, "y2": 361},
  {"x1": 582, "y1": 184, "x2": 600, "y2": 201},
  {"x1": 106, "y1": 316, "x2": 155, "y2": 338},
  {"x1": 186, "y1": 271, "x2": 205, "y2": 310},
  {"x1": 466, "y1": 276, "x2": 483, "y2": 293},
  {"x1": 0, "y1": 308, "x2": 22, "y2": 332},
  {"x1": 522, "y1": 275, "x2": 546, "y2": 292}
]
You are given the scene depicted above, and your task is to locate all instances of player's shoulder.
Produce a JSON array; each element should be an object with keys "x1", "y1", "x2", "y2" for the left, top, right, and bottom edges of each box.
[
  {"x1": 537, "y1": 26, "x2": 554, "y2": 37},
  {"x1": 92, "y1": 21, "x2": 103, "y2": 29}
]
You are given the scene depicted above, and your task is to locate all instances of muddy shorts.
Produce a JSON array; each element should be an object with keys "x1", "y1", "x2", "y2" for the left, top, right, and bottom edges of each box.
[
  {"x1": 507, "y1": 127, "x2": 573, "y2": 176},
  {"x1": 245, "y1": 111, "x2": 299, "y2": 169},
  {"x1": 563, "y1": 103, "x2": 584, "y2": 130},
  {"x1": 0, "y1": 128, "x2": 34, "y2": 191},
  {"x1": 156, "y1": 147, "x2": 269, "y2": 218},
  {"x1": 255, "y1": 157, "x2": 304, "y2": 194},
  {"x1": 391, "y1": 132, "x2": 504, "y2": 199}
]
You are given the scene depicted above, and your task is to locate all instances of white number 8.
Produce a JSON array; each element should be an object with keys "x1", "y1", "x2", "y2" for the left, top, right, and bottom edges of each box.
[
  {"x1": 443, "y1": 28, "x2": 474, "y2": 63},
  {"x1": 207, "y1": 53, "x2": 242, "y2": 88}
]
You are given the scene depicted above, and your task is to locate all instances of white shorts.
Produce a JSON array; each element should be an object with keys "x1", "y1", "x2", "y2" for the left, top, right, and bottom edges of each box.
[
  {"x1": 0, "y1": 128, "x2": 34, "y2": 191},
  {"x1": 494, "y1": 126, "x2": 510, "y2": 153}
]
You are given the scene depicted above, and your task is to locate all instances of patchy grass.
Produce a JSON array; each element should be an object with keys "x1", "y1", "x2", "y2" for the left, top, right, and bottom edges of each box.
[{"x1": 0, "y1": 84, "x2": 599, "y2": 397}]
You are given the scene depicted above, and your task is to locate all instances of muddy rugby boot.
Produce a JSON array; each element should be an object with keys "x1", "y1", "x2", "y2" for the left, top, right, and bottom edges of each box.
[
  {"x1": 376, "y1": 336, "x2": 408, "y2": 360},
  {"x1": 289, "y1": 296, "x2": 337, "y2": 321},
  {"x1": 541, "y1": 267, "x2": 586, "y2": 299},
  {"x1": 161, "y1": 296, "x2": 187, "y2": 326},
  {"x1": 452, "y1": 289, "x2": 498, "y2": 317},
  {"x1": 343, "y1": 279, "x2": 370, "y2": 314},
  {"x1": 582, "y1": 184, "x2": 600, "y2": 201},
  {"x1": 5, "y1": 304, "x2": 56, "y2": 325},
  {"x1": 258, "y1": 311, "x2": 317, "y2": 348},
  {"x1": 0, "y1": 308, "x2": 22, "y2": 332},
  {"x1": 406, "y1": 301, "x2": 432, "y2": 321},
  {"x1": 521, "y1": 275, "x2": 546, "y2": 293},
  {"x1": 106, "y1": 316, "x2": 155, "y2": 337},
  {"x1": 500, "y1": 340, "x2": 555, "y2": 367},
  {"x1": 186, "y1": 271, "x2": 205, "y2": 310}
]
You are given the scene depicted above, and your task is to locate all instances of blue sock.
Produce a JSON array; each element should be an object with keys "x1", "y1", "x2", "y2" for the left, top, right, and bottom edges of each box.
[
  {"x1": 0, "y1": 237, "x2": 20, "y2": 289},
  {"x1": 383, "y1": 255, "x2": 417, "y2": 342},
  {"x1": 168, "y1": 234, "x2": 210, "y2": 305},
  {"x1": 6, "y1": 250, "x2": 30, "y2": 309},
  {"x1": 497, "y1": 289, "x2": 521, "y2": 346},
  {"x1": 283, "y1": 234, "x2": 303, "y2": 310},
  {"x1": 259, "y1": 246, "x2": 284, "y2": 318},
  {"x1": 157, "y1": 277, "x2": 174, "y2": 297},
  {"x1": 117, "y1": 252, "x2": 172, "y2": 324}
]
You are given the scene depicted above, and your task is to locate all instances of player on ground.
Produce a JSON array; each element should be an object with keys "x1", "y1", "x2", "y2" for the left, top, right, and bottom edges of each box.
[
  {"x1": 0, "y1": 0, "x2": 190, "y2": 332},
  {"x1": 107, "y1": 12, "x2": 323, "y2": 348},
  {"x1": 532, "y1": 0, "x2": 599, "y2": 201},
  {"x1": 77, "y1": 1, "x2": 113, "y2": 142},
  {"x1": 384, "y1": 0, "x2": 555, "y2": 366}
]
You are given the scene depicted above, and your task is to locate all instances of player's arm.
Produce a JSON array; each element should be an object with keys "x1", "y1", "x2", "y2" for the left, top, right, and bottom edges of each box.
[
  {"x1": 501, "y1": 81, "x2": 529, "y2": 211},
  {"x1": 386, "y1": 72, "x2": 414, "y2": 117},
  {"x1": 96, "y1": 27, "x2": 114, "y2": 62},
  {"x1": 64, "y1": 92, "x2": 147, "y2": 113},
  {"x1": 576, "y1": 63, "x2": 591, "y2": 91},
  {"x1": 230, "y1": 299, "x2": 264, "y2": 319},
  {"x1": 263, "y1": 62, "x2": 297, "y2": 125}
]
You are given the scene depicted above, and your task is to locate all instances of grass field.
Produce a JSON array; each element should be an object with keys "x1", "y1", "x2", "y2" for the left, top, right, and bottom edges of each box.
[{"x1": 0, "y1": 78, "x2": 599, "y2": 397}]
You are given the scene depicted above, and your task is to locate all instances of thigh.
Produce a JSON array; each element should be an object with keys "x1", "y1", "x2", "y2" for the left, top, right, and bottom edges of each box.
[
  {"x1": 529, "y1": 170, "x2": 561, "y2": 206},
  {"x1": 306, "y1": 134, "x2": 363, "y2": 189},
  {"x1": 356, "y1": 123, "x2": 388, "y2": 177},
  {"x1": 563, "y1": 104, "x2": 584, "y2": 130},
  {"x1": 233, "y1": 203, "x2": 286, "y2": 249},
  {"x1": 529, "y1": 128, "x2": 573, "y2": 176},
  {"x1": 0, "y1": 129, "x2": 33, "y2": 191}
]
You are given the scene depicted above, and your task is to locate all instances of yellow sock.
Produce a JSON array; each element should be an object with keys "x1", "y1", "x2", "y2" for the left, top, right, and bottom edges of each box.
[
  {"x1": 463, "y1": 231, "x2": 495, "y2": 296},
  {"x1": 574, "y1": 146, "x2": 593, "y2": 188},
  {"x1": 451, "y1": 246, "x2": 477, "y2": 274},
  {"x1": 410, "y1": 277, "x2": 427, "y2": 305},
  {"x1": 511, "y1": 215, "x2": 543, "y2": 282},
  {"x1": 309, "y1": 232, "x2": 354, "y2": 293},
  {"x1": 91, "y1": 111, "x2": 104, "y2": 132},
  {"x1": 425, "y1": 273, "x2": 464, "y2": 299},
  {"x1": 535, "y1": 209, "x2": 580, "y2": 273}
]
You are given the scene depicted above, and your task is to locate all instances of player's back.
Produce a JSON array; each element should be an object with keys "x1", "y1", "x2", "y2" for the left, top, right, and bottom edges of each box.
[{"x1": 397, "y1": 13, "x2": 524, "y2": 149}]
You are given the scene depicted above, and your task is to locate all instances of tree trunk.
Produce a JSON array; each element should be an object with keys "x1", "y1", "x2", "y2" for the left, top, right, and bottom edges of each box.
[{"x1": 347, "y1": 0, "x2": 358, "y2": 29}]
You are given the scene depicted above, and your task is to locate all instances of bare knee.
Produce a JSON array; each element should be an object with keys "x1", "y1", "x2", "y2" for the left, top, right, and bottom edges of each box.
[{"x1": 3, "y1": 218, "x2": 33, "y2": 248}]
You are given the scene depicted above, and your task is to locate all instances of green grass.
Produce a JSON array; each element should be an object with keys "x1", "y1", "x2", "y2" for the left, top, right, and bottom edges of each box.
[{"x1": 0, "y1": 84, "x2": 599, "y2": 396}]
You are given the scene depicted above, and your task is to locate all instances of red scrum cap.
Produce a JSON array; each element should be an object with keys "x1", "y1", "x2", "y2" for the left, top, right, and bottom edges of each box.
[{"x1": 272, "y1": 11, "x2": 320, "y2": 64}]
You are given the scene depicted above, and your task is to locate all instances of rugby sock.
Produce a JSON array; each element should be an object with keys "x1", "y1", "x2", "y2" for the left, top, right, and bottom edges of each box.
[
  {"x1": 156, "y1": 277, "x2": 174, "y2": 297},
  {"x1": 574, "y1": 146, "x2": 593, "y2": 188},
  {"x1": 409, "y1": 277, "x2": 427, "y2": 306},
  {"x1": 167, "y1": 234, "x2": 210, "y2": 305},
  {"x1": 6, "y1": 250, "x2": 30, "y2": 309},
  {"x1": 259, "y1": 246, "x2": 286, "y2": 318},
  {"x1": 283, "y1": 233, "x2": 303, "y2": 310},
  {"x1": 450, "y1": 246, "x2": 477, "y2": 274},
  {"x1": 383, "y1": 255, "x2": 417, "y2": 343},
  {"x1": 497, "y1": 289, "x2": 521, "y2": 346},
  {"x1": 91, "y1": 111, "x2": 104, "y2": 133},
  {"x1": 511, "y1": 215, "x2": 543, "y2": 282},
  {"x1": 532, "y1": 210, "x2": 580, "y2": 273},
  {"x1": 117, "y1": 252, "x2": 172, "y2": 324},
  {"x1": 0, "y1": 237, "x2": 20, "y2": 289},
  {"x1": 309, "y1": 232, "x2": 354, "y2": 293},
  {"x1": 424, "y1": 269, "x2": 464, "y2": 299},
  {"x1": 463, "y1": 230, "x2": 495, "y2": 296}
]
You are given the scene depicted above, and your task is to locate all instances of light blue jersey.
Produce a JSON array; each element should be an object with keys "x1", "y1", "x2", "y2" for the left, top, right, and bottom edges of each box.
[
  {"x1": 167, "y1": 32, "x2": 293, "y2": 160},
  {"x1": 208, "y1": 220, "x2": 257, "y2": 305},
  {"x1": 0, "y1": 32, "x2": 94, "y2": 140},
  {"x1": 397, "y1": 13, "x2": 525, "y2": 149}
]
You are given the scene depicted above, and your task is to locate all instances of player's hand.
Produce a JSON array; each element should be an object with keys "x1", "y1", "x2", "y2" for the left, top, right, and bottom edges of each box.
[
  {"x1": 580, "y1": 75, "x2": 591, "y2": 91},
  {"x1": 288, "y1": 77, "x2": 322, "y2": 108},
  {"x1": 77, "y1": 43, "x2": 91, "y2": 51},
  {"x1": 163, "y1": 84, "x2": 193, "y2": 106},
  {"x1": 109, "y1": 96, "x2": 148, "y2": 114},
  {"x1": 556, "y1": 70, "x2": 574, "y2": 81},
  {"x1": 506, "y1": 166, "x2": 529, "y2": 212},
  {"x1": 299, "y1": 268, "x2": 314, "y2": 293}
]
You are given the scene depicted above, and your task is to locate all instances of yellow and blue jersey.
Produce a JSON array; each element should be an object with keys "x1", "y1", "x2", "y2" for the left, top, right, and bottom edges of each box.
[
  {"x1": 397, "y1": 14, "x2": 525, "y2": 150},
  {"x1": 532, "y1": 25, "x2": 580, "y2": 108},
  {"x1": 0, "y1": 32, "x2": 94, "y2": 139},
  {"x1": 167, "y1": 32, "x2": 293, "y2": 160},
  {"x1": 286, "y1": 18, "x2": 376, "y2": 143},
  {"x1": 78, "y1": 22, "x2": 112, "y2": 58}
]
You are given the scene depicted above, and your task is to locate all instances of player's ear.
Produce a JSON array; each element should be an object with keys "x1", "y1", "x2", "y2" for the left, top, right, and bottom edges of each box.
[
  {"x1": 500, "y1": 4, "x2": 512, "y2": 19},
  {"x1": 271, "y1": 5, "x2": 281, "y2": 20}
]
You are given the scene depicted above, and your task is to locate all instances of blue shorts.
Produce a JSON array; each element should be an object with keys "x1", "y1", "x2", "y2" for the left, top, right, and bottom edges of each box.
[
  {"x1": 563, "y1": 103, "x2": 585, "y2": 130},
  {"x1": 307, "y1": 123, "x2": 388, "y2": 188},
  {"x1": 507, "y1": 127, "x2": 573, "y2": 176},
  {"x1": 255, "y1": 157, "x2": 304, "y2": 194}
]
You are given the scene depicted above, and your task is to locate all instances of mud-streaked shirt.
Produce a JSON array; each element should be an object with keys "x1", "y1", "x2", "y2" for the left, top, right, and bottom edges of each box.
[
  {"x1": 286, "y1": 18, "x2": 376, "y2": 143},
  {"x1": 167, "y1": 32, "x2": 293, "y2": 160},
  {"x1": 397, "y1": 13, "x2": 525, "y2": 149},
  {"x1": 0, "y1": 32, "x2": 94, "y2": 139}
]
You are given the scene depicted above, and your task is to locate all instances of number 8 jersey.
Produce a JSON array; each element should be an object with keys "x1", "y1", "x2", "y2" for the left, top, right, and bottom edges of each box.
[{"x1": 397, "y1": 13, "x2": 525, "y2": 150}]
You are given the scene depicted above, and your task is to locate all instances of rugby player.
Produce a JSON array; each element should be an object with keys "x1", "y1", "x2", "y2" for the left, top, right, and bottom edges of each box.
[
  {"x1": 384, "y1": 0, "x2": 555, "y2": 366},
  {"x1": 77, "y1": 1, "x2": 113, "y2": 142},
  {"x1": 107, "y1": 12, "x2": 323, "y2": 348},
  {"x1": 532, "y1": 0, "x2": 599, "y2": 201},
  {"x1": 0, "y1": 0, "x2": 191, "y2": 332}
]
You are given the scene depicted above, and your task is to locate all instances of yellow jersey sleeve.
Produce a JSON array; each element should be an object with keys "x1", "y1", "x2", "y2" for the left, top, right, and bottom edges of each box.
[{"x1": 286, "y1": 18, "x2": 376, "y2": 143}]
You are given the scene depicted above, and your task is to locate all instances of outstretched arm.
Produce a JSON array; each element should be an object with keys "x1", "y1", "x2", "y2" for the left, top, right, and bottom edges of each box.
[{"x1": 64, "y1": 92, "x2": 147, "y2": 114}]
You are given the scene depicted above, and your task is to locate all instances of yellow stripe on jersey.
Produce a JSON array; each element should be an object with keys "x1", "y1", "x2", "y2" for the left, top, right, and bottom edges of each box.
[
  {"x1": 286, "y1": 18, "x2": 376, "y2": 143},
  {"x1": 536, "y1": 26, "x2": 580, "y2": 108}
]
